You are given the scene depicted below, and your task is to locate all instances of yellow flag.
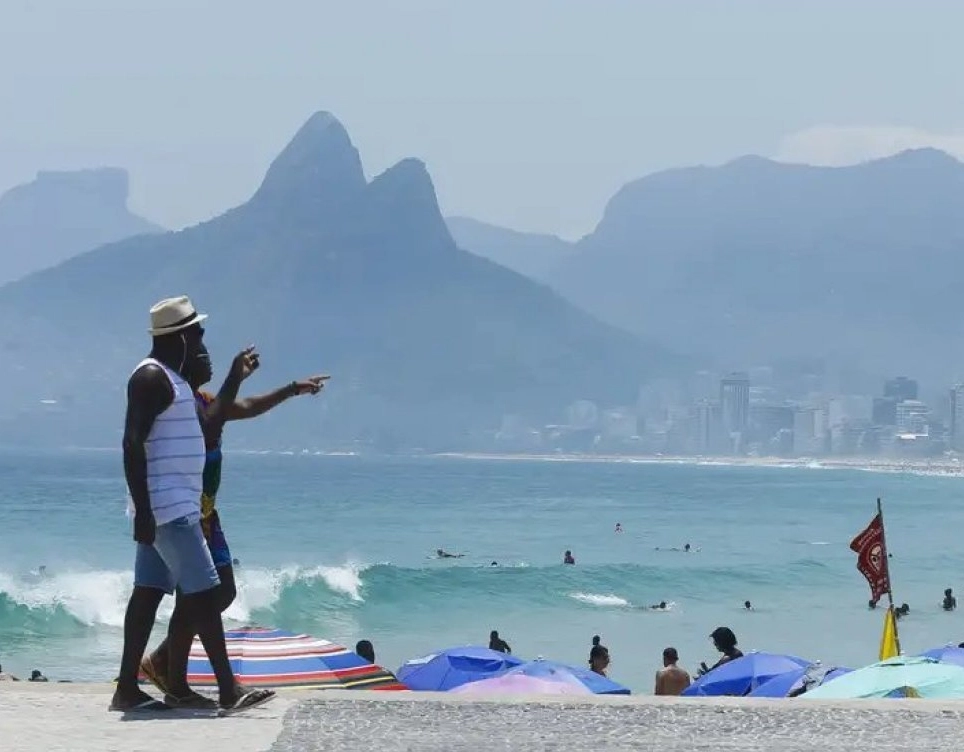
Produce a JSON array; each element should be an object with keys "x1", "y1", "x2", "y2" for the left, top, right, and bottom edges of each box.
[{"x1": 879, "y1": 606, "x2": 900, "y2": 661}]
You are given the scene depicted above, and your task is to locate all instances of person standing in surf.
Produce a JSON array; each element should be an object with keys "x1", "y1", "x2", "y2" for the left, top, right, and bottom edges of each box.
[
  {"x1": 111, "y1": 296, "x2": 272, "y2": 713},
  {"x1": 139, "y1": 348, "x2": 327, "y2": 702}
]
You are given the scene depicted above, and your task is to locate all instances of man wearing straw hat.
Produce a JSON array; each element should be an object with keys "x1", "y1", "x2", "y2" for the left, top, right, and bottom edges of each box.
[{"x1": 110, "y1": 296, "x2": 273, "y2": 713}]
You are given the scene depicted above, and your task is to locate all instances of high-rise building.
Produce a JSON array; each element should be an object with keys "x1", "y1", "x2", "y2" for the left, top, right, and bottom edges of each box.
[
  {"x1": 950, "y1": 385, "x2": 964, "y2": 451},
  {"x1": 896, "y1": 400, "x2": 929, "y2": 435},
  {"x1": 720, "y1": 373, "x2": 750, "y2": 448},
  {"x1": 872, "y1": 397, "x2": 897, "y2": 427},
  {"x1": 885, "y1": 377, "x2": 918, "y2": 402}
]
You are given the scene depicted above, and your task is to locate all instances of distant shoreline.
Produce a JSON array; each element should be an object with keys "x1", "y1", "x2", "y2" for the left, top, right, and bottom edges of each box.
[
  {"x1": 431, "y1": 452, "x2": 964, "y2": 478},
  {"x1": 9, "y1": 445, "x2": 964, "y2": 478}
]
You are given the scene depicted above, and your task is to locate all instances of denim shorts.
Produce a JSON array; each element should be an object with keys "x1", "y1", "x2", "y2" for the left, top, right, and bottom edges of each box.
[{"x1": 134, "y1": 513, "x2": 221, "y2": 595}]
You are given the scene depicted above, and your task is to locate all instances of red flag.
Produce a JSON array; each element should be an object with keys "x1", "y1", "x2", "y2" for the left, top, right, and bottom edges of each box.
[{"x1": 850, "y1": 513, "x2": 891, "y2": 605}]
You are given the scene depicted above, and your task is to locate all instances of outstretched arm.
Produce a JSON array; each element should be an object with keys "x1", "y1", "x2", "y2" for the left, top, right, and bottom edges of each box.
[
  {"x1": 199, "y1": 346, "x2": 260, "y2": 431},
  {"x1": 227, "y1": 375, "x2": 328, "y2": 421}
]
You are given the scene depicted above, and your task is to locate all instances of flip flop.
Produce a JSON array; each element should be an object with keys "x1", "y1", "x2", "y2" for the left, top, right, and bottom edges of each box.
[
  {"x1": 164, "y1": 691, "x2": 218, "y2": 710},
  {"x1": 217, "y1": 689, "x2": 276, "y2": 716},
  {"x1": 109, "y1": 698, "x2": 171, "y2": 713},
  {"x1": 139, "y1": 656, "x2": 171, "y2": 695}
]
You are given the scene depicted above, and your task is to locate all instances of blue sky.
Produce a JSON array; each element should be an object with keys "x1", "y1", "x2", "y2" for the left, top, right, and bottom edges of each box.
[{"x1": 1, "y1": 0, "x2": 961, "y2": 238}]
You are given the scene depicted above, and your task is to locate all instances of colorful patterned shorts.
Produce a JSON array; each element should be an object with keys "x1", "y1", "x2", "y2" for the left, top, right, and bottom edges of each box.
[{"x1": 201, "y1": 509, "x2": 233, "y2": 570}]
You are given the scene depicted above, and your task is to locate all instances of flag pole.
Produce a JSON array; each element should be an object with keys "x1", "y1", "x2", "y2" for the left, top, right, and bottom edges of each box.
[{"x1": 877, "y1": 497, "x2": 901, "y2": 654}]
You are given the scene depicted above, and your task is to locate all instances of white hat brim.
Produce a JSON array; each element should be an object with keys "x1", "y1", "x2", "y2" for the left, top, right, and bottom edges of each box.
[{"x1": 148, "y1": 312, "x2": 208, "y2": 336}]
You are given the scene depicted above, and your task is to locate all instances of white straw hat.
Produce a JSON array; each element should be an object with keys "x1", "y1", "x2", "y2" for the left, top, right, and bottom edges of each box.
[{"x1": 148, "y1": 296, "x2": 208, "y2": 336}]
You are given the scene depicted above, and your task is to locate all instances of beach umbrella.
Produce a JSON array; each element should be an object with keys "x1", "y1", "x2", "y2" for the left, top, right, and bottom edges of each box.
[
  {"x1": 397, "y1": 646, "x2": 525, "y2": 691},
  {"x1": 804, "y1": 656, "x2": 964, "y2": 700},
  {"x1": 920, "y1": 646, "x2": 964, "y2": 668},
  {"x1": 747, "y1": 666, "x2": 852, "y2": 698},
  {"x1": 450, "y1": 672, "x2": 592, "y2": 696},
  {"x1": 186, "y1": 626, "x2": 406, "y2": 690},
  {"x1": 493, "y1": 659, "x2": 630, "y2": 695},
  {"x1": 682, "y1": 652, "x2": 810, "y2": 697}
]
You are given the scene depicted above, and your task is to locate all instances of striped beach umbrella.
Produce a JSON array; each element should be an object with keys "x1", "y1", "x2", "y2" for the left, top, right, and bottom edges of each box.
[{"x1": 186, "y1": 627, "x2": 407, "y2": 690}]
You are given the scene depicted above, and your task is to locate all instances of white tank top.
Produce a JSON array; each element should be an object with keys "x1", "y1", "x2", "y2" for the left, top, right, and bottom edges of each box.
[{"x1": 133, "y1": 357, "x2": 205, "y2": 525}]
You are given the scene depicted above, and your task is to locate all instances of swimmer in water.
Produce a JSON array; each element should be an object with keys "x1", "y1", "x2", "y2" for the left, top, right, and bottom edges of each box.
[
  {"x1": 649, "y1": 601, "x2": 668, "y2": 610},
  {"x1": 744, "y1": 600, "x2": 753, "y2": 611},
  {"x1": 615, "y1": 523, "x2": 623, "y2": 533},
  {"x1": 684, "y1": 543, "x2": 691, "y2": 553},
  {"x1": 436, "y1": 549, "x2": 463, "y2": 559},
  {"x1": 563, "y1": 550, "x2": 575, "y2": 565}
]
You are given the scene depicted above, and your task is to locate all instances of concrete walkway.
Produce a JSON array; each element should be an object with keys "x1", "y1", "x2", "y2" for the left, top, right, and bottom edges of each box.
[{"x1": 3, "y1": 684, "x2": 964, "y2": 751}]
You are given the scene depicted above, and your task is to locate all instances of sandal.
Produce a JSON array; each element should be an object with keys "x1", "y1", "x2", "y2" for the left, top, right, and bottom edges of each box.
[
  {"x1": 218, "y1": 688, "x2": 276, "y2": 716},
  {"x1": 164, "y1": 691, "x2": 218, "y2": 710},
  {"x1": 139, "y1": 655, "x2": 171, "y2": 696}
]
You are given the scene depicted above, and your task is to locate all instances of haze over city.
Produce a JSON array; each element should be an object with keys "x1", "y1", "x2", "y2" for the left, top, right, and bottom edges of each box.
[{"x1": 2, "y1": 0, "x2": 964, "y2": 460}]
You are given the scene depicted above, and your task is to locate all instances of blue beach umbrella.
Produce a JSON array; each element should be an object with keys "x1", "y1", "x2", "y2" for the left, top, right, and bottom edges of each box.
[
  {"x1": 747, "y1": 666, "x2": 852, "y2": 698},
  {"x1": 804, "y1": 656, "x2": 964, "y2": 700},
  {"x1": 496, "y1": 659, "x2": 630, "y2": 695},
  {"x1": 397, "y1": 646, "x2": 525, "y2": 691},
  {"x1": 920, "y1": 646, "x2": 964, "y2": 668},
  {"x1": 682, "y1": 652, "x2": 811, "y2": 697}
]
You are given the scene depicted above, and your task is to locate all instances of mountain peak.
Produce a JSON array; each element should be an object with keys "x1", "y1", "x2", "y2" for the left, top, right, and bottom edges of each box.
[
  {"x1": 359, "y1": 158, "x2": 451, "y2": 249},
  {"x1": 252, "y1": 111, "x2": 366, "y2": 213},
  {"x1": 7, "y1": 167, "x2": 132, "y2": 208},
  {"x1": 0, "y1": 167, "x2": 160, "y2": 285}
]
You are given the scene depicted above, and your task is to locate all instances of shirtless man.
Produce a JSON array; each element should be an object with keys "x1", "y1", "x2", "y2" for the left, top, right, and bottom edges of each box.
[{"x1": 654, "y1": 647, "x2": 691, "y2": 696}]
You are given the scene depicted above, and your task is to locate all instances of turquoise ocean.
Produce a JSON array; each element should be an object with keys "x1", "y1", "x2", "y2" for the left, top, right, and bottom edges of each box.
[{"x1": 1, "y1": 448, "x2": 962, "y2": 693}]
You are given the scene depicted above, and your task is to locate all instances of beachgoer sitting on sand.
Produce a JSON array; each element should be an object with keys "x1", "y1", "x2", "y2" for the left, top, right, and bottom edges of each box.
[
  {"x1": 655, "y1": 647, "x2": 691, "y2": 696},
  {"x1": 589, "y1": 645, "x2": 610, "y2": 676},
  {"x1": 489, "y1": 630, "x2": 512, "y2": 654},
  {"x1": 356, "y1": 640, "x2": 376, "y2": 664},
  {"x1": 698, "y1": 627, "x2": 743, "y2": 676},
  {"x1": 0, "y1": 662, "x2": 18, "y2": 681},
  {"x1": 28, "y1": 670, "x2": 48, "y2": 682},
  {"x1": 944, "y1": 589, "x2": 957, "y2": 611},
  {"x1": 564, "y1": 550, "x2": 575, "y2": 565}
]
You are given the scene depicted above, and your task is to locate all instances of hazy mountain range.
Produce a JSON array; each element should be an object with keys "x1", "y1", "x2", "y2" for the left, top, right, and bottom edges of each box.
[
  {"x1": 445, "y1": 216, "x2": 574, "y2": 285},
  {"x1": 454, "y1": 149, "x2": 964, "y2": 384},
  {"x1": 0, "y1": 113, "x2": 676, "y2": 449},
  {"x1": 0, "y1": 168, "x2": 161, "y2": 285}
]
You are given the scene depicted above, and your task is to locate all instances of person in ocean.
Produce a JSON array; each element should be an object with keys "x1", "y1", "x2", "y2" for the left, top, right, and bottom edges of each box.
[
  {"x1": 436, "y1": 548, "x2": 463, "y2": 559},
  {"x1": 649, "y1": 601, "x2": 668, "y2": 610},
  {"x1": 589, "y1": 644, "x2": 610, "y2": 676},
  {"x1": 698, "y1": 627, "x2": 743, "y2": 676},
  {"x1": 489, "y1": 630, "x2": 512, "y2": 654},
  {"x1": 654, "y1": 647, "x2": 690, "y2": 696},
  {"x1": 563, "y1": 550, "x2": 575, "y2": 565},
  {"x1": 614, "y1": 523, "x2": 622, "y2": 533},
  {"x1": 944, "y1": 588, "x2": 957, "y2": 611},
  {"x1": 356, "y1": 640, "x2": 376, "y2": 664},
  {"x1": 744, "y1": 600, "x2": 753, "y2": 611},
  {"x1": 138, "y1": 347, "x2": 327, "y2": 706}
]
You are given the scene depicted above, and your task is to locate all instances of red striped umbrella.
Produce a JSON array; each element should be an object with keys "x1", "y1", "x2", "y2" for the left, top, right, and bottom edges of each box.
[{"x1": 185, "y1": 626, "x2": 407, "y2": 690}]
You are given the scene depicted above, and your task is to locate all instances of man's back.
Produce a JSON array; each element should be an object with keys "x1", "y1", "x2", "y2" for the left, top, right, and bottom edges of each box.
[{"x1": 655, "y1": 664, "x2": 691, "y2": 696}]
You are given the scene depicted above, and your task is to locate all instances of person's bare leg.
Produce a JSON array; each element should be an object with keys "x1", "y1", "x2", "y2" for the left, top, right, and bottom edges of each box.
[
  {"x1": 165, "y1": 565, "x2": 236, "y2": 695},
  {"x1": 156, "y1": 591, "x2": 195, "y2": 697},
  {"x1": 111, "y1": 586, "x2": 165, "y2": 709}
]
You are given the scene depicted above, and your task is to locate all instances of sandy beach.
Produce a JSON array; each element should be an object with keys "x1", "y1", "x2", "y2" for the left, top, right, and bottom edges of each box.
[{"x1": 3, "y1": 684, "x2": 964, "y2": 751}]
